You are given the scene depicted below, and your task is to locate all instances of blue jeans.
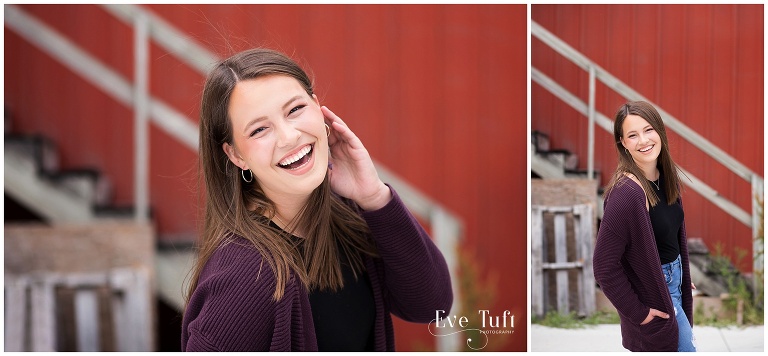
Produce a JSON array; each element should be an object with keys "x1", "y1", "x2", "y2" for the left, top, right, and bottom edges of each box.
[{"x1": 662, "y1": 255, "x2": 696, "y2": 352}]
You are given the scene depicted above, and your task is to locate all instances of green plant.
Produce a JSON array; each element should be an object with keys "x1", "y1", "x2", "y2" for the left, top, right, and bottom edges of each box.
[
  {"x1": 533, "y1": 310, "x2": 583, "y2": 329},
  {"x1": 582, "y1": 310, "x2": 621, "y2": 325},
  {"x1": 454, "y1": 246, "x2": 510, "y2": 351},
  {"x1": 708, "y1": 240, "x2": 764, "y2": 326},
  {"x1": 416, "y1": 245, "x2": 512, "y2": 351},
  {"x1": 753, "y1": 193, "x2": 764, "y2": 312},
  {"x1": 693, "y1": 298, "x2": 732, "y2": 327},
  {"x1": 532, "y1": 310, "x2": 620, "y2": 329}
]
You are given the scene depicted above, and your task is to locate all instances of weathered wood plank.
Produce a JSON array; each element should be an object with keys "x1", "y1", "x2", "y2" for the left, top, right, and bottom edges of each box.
[
  {"x1": 74, "y1": 288, "x2": 100, "y2": 351},
  {"x1": 531, "y1": 206, "x2": 544, "y2": 318},
  {"x1": 5, "y1": 276, "x2": 28, "y2": 351},
  {"x1": 575, "y1": 204, "x2": 596, "y2": 316},
  {"x1": 111, "y1": 267, "x2": 152, "y2": 351},
  {"x1": 30, "y1": 279, "x2": 56, "y2": 351},
  {"x1": 542, "y1": 261, "x2": 584, "y2": 269},
  {"x1": 554, "y1": 213, "x2": 569, "y2": 314}
]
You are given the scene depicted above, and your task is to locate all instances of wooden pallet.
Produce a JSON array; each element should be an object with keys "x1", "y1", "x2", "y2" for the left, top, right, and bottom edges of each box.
[
  {"x1": 532, "y1": 204, "x2": 596, "y2": 318},
  {"x1": 5, "y1": 268, "x2": 152, "y2": 351}
]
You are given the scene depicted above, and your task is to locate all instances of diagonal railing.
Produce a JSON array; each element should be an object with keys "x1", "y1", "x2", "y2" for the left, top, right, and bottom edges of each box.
[
  {"x1": 5, "y1": 5, "x2": 464, "y2": 351},
  {"x1": 532, "y1": 20, "x2": 764, "y2": 273}
]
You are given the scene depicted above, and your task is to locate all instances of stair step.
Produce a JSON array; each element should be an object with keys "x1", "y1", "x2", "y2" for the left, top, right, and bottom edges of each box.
[
  {"x1": 531, "y1": 130, "x2": 550, "y2": 152},
  {"x1": 4, "y1": 131, "x2": 141, "y2": 224},
  {"x1": 5, "y1": 134, "x2": 60, "y2": 173},
  {"x1": 564, "y1": 169, "x2": 601, "y2": 183},
  {"x1": 537, "y1": 149, "x2": 579, "y2": 171},
  {"x1": 40, "y1": 168, "x2": 112, "y2": 206},
  {"x1": 94, "y1": 205, "x2": 153, "y2": 220}
]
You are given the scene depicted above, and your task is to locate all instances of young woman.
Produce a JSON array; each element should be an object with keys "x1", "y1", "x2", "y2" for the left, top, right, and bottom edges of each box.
[
  {"x1": 181, "y1": 48, "x2": 453, "y2": 351},
  {"x1": 593, "y1": 101, "x2": 696, "y2": 352}
]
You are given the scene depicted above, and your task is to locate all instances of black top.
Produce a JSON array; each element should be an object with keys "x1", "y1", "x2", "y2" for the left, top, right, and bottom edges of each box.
[
  {"x1": 647, "y1": 172, "x2": 684, "y2": 264},
  {"x1": 308, "y1": 244, "x2": 375, "y2": 351},
  {"x1": 272, "y1": 221, "x2": 375, "y2": 351}
]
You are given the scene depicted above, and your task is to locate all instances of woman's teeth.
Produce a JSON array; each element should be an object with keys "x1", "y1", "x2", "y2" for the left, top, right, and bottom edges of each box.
[{"x1": 278, "y1": 145, "x2": 312, "y2": 167}]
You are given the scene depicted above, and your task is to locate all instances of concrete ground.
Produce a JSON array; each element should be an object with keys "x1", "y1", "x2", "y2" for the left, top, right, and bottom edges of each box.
[{"x1": 531, "y1": 324, "x2": 764, "y2": 352}]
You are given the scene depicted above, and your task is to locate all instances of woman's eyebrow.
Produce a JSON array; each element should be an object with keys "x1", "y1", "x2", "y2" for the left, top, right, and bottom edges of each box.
[
  {"x1": 282, "y1": 95, "x2": 303, "y2": 111},
  {"x1": 242, "y1": 116, "x2": 267, "y2": 135}
]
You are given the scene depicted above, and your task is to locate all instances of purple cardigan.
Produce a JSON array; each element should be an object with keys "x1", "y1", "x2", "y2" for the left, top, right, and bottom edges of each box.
[
  {"x1": 593, "y1": 176, "x2": 693, "y2": 352},
  {"x1": 181, "y1": 188, "x2": 453, "y2": 351}
]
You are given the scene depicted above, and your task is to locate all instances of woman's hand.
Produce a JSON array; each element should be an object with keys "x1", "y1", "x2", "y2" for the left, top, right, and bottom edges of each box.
[
  {"x1": 322, "y1": 106, "x2": 391, "y2": 211},
  {"x1": 640, "y1": 308, "x2": 670, "y2": 325}
]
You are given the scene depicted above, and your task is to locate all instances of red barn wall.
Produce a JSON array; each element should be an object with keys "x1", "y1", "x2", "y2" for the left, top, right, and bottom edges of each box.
[
  {"x1": 5, "y1": 4, "x2": 527, "y2": 351},
  {"x1": 532, "y1": 4, "x2": 764, "y2": 271}
]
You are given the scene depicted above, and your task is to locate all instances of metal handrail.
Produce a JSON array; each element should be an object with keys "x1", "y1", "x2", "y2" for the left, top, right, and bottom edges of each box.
[
  {"x1": 134, "y1": 13, "x2": 149, "y2": 223},
  {"x1": 100, "y1": 4, "x2": 218, "y2": 74},
  {"x1": 531, "y1": 20, "x2": 763, "y2": 233}
]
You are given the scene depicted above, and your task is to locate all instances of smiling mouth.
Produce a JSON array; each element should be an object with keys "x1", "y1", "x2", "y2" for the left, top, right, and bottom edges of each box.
[
  {"x1": 277, "y1": 144, "x2": 313, "y2": 170},
  {"x1": 639, "y1": 145, "x2": 654, "y2": 153}
]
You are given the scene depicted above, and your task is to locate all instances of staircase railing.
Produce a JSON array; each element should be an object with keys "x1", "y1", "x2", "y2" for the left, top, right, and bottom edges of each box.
[
  {"x1": 532, "y1": 20, "x2": 764, "y2": 272},
  {"x1": 6, "y1": 4, "x2": 463, "y2": 351}
]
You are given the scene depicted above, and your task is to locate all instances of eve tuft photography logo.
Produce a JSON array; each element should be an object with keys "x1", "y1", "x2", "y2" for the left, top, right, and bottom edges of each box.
[{"x1": 429, "y1": 309, "x2": 514, "y2": 350}]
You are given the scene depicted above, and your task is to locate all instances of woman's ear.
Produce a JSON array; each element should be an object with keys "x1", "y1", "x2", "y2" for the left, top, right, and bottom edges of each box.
[
  {"x1": 312, "y1": 94, "x2": 320, "y2": 106},
  {"x1": 222, "y1": 142, "x2": 246, "y2": 170}
]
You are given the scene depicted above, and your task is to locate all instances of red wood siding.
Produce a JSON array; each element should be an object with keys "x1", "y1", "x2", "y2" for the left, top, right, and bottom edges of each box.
[
  {"x1": 532, "y1": 4, "x2": 764, "y2": 272},
  {"x1": 5, "y1": 4, "x2": 526, "y2": 351}
]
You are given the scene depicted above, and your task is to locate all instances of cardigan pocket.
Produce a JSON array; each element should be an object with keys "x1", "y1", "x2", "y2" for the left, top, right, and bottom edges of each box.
[
  {"x1": 639, "y1": 315, "x2": 666, "y2": 335},
  {"x1": 637, "y1": 313, "x2": 678, "y2": 351}
]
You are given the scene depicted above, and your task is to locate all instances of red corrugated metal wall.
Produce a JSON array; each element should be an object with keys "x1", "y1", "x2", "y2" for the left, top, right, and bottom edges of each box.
[
  {"x1": 532, "y1": 4, "x2": 764, "y2": 272},
  {"x1": 5, "y1": 4, "x2": 526, "y2": 351}
]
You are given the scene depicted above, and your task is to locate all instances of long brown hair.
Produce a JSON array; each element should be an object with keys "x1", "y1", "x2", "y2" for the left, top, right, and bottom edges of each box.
[
  {"x1": 604, "y1": 101, "x2": 683, "y2": 207},
  {"x1": 187, "y1": 48, "x2": 378, "y2": 305}
]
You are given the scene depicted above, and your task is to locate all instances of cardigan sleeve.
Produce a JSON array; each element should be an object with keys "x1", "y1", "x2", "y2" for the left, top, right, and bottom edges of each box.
[
  {"x1": 361, "y1": 186, "x2": 454, "y2": 323},
  {"x1": 593, "y1": 181, "x2": 652, "y2": 325},
  {"x1": 183, "y1": 242, "x2": 285, "y2": 351}
]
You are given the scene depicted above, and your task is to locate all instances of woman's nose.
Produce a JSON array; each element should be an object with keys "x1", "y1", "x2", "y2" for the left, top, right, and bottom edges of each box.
[{"x1": 275, "y1": 122, "x2": 300, "y2": 148}]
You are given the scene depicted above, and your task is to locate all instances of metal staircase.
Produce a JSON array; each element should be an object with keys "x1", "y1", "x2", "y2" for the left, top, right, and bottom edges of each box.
[
  {"x1": 531, "y1": 130, "x2": 602, "y2": 182},
  {"x1": 4, "y1": 112, "x2": 138, "y2": 223},
  {"x1": 531, "y1": 130, "x2": 605, "y2": 219}
]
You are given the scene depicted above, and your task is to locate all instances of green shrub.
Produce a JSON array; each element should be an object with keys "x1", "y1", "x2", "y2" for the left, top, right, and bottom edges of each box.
[
  {"x1": 691, "y1": 194, "x2": 763, "y2": 327},
  {"x1": 532, "y1": 310, "x2": 620, "y2": 329}
]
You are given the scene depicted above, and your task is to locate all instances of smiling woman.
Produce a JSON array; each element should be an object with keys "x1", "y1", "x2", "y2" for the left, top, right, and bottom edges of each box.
[
  {"x1": 181, "y1": 48, "x2": 453, "y2": 351},
  {"x1": 593, "y1": 101, "x2": 696, "y2": 352}
]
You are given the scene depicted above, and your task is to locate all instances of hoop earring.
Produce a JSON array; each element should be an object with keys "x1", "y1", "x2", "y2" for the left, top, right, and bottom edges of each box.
[
  {"x1": 325, "y1": 124, "x2": 331, "y2": 137},
  {"x1": 241, "y1": 168, "x2": 253, "y2": 183}
]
